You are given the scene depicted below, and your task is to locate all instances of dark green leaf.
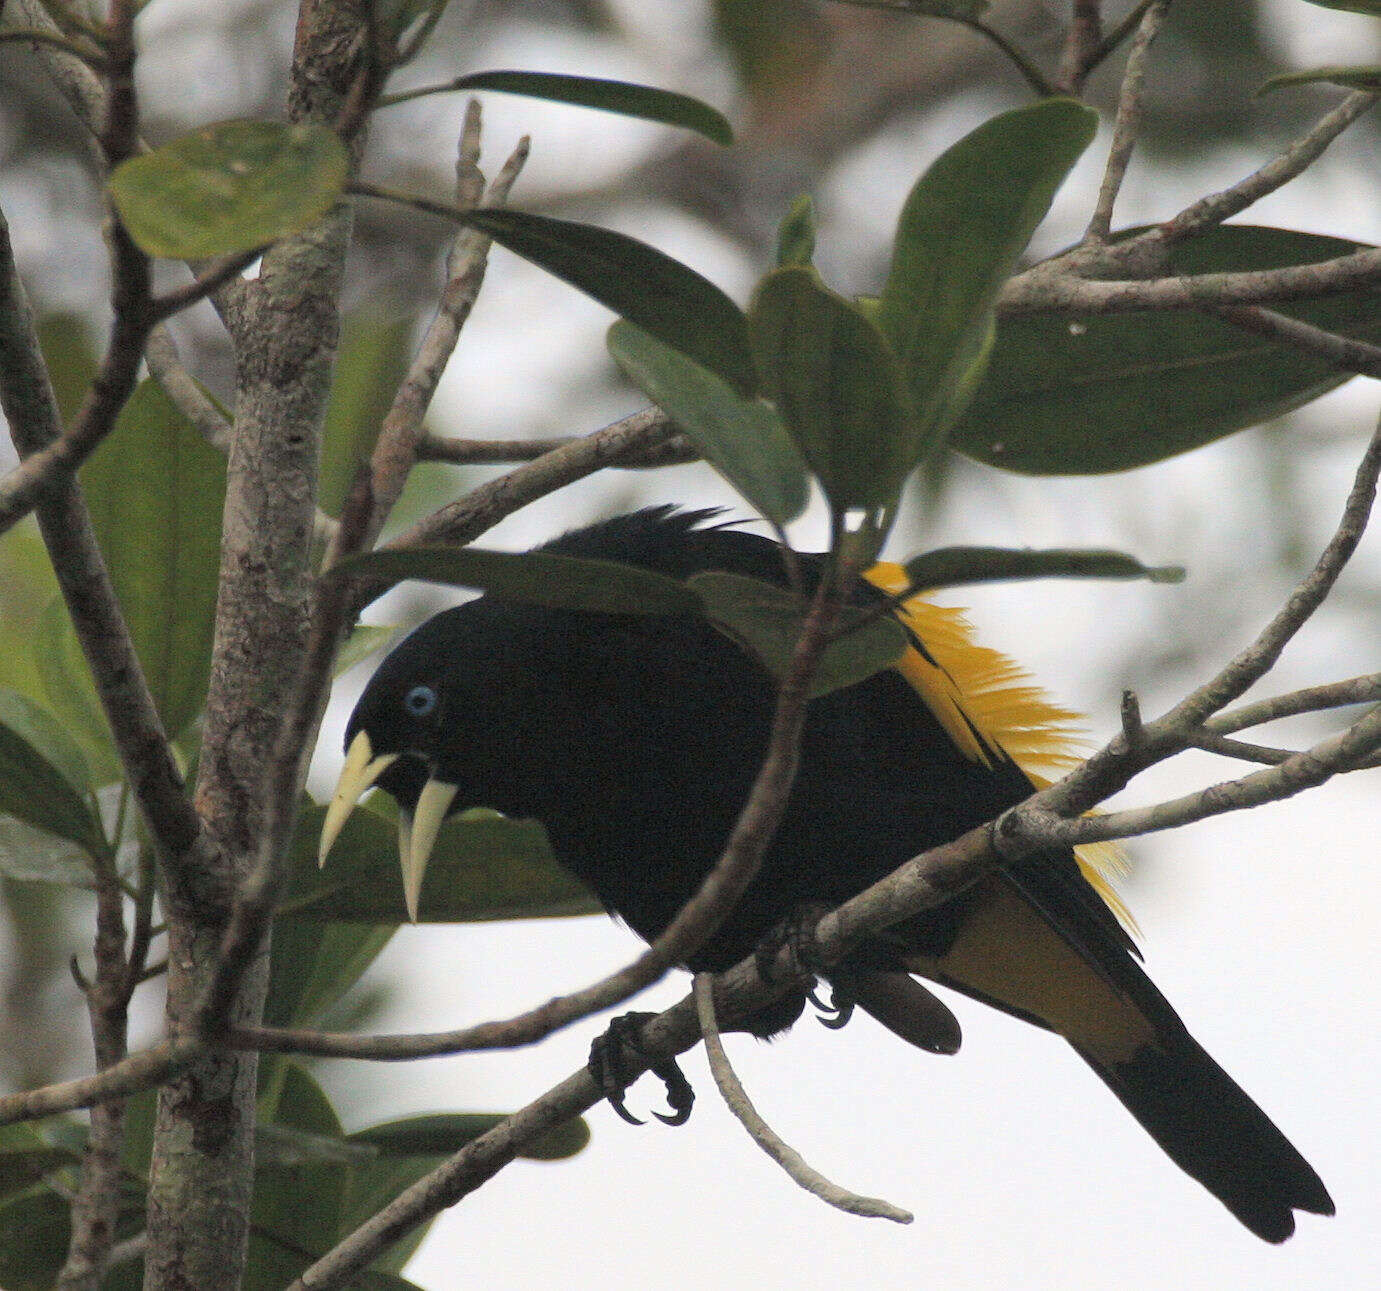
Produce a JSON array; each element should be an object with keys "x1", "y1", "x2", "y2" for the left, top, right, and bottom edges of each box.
[
  {"x1": 252, "y1": 1064, "x2": 347, "y2": 1265},
  {"x1": 334, "y1": 545, "x2": 703, "y2": 617},
  {"x1": 286, "y1": 801, "x2": 598, "y2": 923},
  {"x1": 349, "y1": 1112, "x2": 590, "y2": 1161},
  {"x1": 608, "y1": 321, "x2": 809, "y2": 524},
  {"x1": 1258, "y1": 65, "x2": 1381, "y2": 95},
  {"x1": 33, "y1": 595, "x2": 118, "y2": 784},
  {"x1": 877, "y1": 98, "x2": 1096, "y2": 460},
  {"x1": 108, "y1": 120, "x2": 350, "y2": 259},
  {"x1": 0, "y1": 713, "x2": 105, "y2": 859},
  {"x1": 457, "y1": 208, "x2": 757, "y2": 393},
  {"x1": 952, "y1": 226, "x2": 1381, "y2": 474},
  {"x1": 0, "y1": 1187, "x2": 70, "y2": 1290},
  {"x1": 81, "y1": 378, "x2": 226, "y2": 738},
  {"x1": 903, "y1": 545, "x2": 1185, "y2": 591},
  {"x1": 748, "y1": 267, "x2": 915, "y2": 510},
  {"x1": 688, "y1": 571, "x2": 908, "y2": 696},
  {"x1": 336, "y1": 1110, "x2": 587, "y2": 1274},
  {"x1": 0, "y1": 689, "x2": 92, "y2": 799},
  {"x1": 775, "y1": 194, "x2": 817, "y2": 267},
  {"x1": 442, "y1": 71, "x2": 732, "y2": 145},
  {"x1": 0, "y1": 1149, "x2": 75, "y2": 1203},
  {"x1": 320, "y1": 310, "x2": 416, "y2": 518},
  {"x1": 833, "y1": 0, "x2": 989, "y2": 15},
  {"x1": 264, "y1": 916, "x2": 396, "y2": 1027}
]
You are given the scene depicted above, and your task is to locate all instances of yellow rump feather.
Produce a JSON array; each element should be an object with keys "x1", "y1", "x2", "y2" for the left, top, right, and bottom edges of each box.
[{"x1": 864, "y1": 562, "x2": 1136, "y2": 934}]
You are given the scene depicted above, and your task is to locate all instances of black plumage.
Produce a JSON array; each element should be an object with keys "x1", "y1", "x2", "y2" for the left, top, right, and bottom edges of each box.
[{"x1": 325, "y1": 506, "x2": 1333, "y2": 1242}]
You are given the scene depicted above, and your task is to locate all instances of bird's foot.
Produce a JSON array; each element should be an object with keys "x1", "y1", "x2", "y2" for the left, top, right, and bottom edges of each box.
[
  {"x1": 753, "y1": 902, "x2": 832, "y2": 984},
  {"x1": 588, "y1": 1012, "x2": 695, "y2": 1127}
]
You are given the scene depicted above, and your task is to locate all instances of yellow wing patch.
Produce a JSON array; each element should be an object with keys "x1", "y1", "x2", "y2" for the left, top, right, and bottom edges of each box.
[{"x1": 864, "y1": 562, "x2": 1135, "y2": 934}]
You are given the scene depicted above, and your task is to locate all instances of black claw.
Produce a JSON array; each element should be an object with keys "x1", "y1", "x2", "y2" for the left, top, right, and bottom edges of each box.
[
  {"x1": 589, "y1": 1012, "x2": 695, "y2": 1127},
  {"x1": 811, "y1": 977, "x2": 856, "y2": 1031}
]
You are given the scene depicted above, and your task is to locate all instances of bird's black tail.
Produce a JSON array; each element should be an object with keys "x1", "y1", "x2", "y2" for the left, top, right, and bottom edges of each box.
[{"x1": 1074, "y1": 1024, "x2": 1334, "y2": 1242}]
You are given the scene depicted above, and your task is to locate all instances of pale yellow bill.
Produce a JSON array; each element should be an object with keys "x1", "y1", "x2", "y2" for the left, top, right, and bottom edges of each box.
[
  {"x1": 401, "y1": 777, "x2": 458, "y2": 922},
  {"x1": 318, "y1": 730, "x2": 398, "y2": 866}
]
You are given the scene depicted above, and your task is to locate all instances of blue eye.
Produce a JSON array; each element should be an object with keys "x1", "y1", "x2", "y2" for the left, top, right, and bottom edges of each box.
[{"x1": 403, "y1": 684, "x2": 437, "y2": 718}]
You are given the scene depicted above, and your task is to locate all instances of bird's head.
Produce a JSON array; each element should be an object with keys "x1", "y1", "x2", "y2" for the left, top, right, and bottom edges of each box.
[{"x1": 318, "y1": 610, "x2": 470, "y2": 922}]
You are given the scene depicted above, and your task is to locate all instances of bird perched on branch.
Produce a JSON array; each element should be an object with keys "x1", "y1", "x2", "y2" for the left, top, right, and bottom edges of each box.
[{"x1": 320, "y1": 506, "x2": 1332, "y2": 1242}]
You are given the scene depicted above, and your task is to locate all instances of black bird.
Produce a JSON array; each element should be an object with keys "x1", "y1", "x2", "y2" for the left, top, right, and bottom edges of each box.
[{"x1": 320, "y1": 506, "x2": 1333, "y2": 1242}]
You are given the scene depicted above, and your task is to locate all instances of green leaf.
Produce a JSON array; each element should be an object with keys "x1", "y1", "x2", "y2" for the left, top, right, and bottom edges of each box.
[
  {"x1": 903, "y1": 545, "x2": 1184, "y2": 591},
  {"x1": 253, "y1": 1064, "x2": 347, "y2": 1253},
  {"x1": 0, "y1": 1149, "x2": 75, "y2": 1204},
  {"x1": 608, "y1": 321, "x2": 809, "y2": 524},
  {"x1": 457, "y1": 208, "x2": 757, "y2": 393},
  {"x1": 688, "y1": 571, "x2": 909, "y2": 696},
  {"x1": 833, "y1": 0, "x2": 989, "y2": 15},
  {"x1": 340, "y1": 1111, "x2": 589, "y2": 1275},
  {"x1": 264, "y1": 916, "x2": 396, "y2": 1028},
  {"x1": 108, "y1": 120, "x2": 350, "y2": 259},
  {"x1": 333, "y1": 545, "x2": 703, "y2": 617},
  {"x1": 336, "y1": 624, "x2": 399, "y2": 676},
  {"x1": 442, "y1": 71, "x2": 732, "y2": 145},
  {"x1": 1258, "y1": 65, "x2": 1381, "y2": 95},
  {"x1": 320, "y1": 310, "x2": 416, "y2": 518},
  {"x1": 775, "y1": 193, "x2": 817, "y2": 267},
  {"x1": 349, "y1": 1112, "x2": 589, "y2": 1162},
  {"x1": 0, "y1": 712, "x2": 105, "y2": 860},
  {"x1": 81, "y1": 378, "x2": 227, "y2": 738},
  {"x1": 0, "y1": 1187, "x2": 70, "y2": 1291},
  {"x1": 0, "y1": 689, "x2": 93, "y2": 800},
  {"x1": 286, "y1": 801, "x2": 598, "y2": 923},
  {"x1": 876, "y1": 98, "x2": 1096, "y2": 461},
  {"x1": 951, "y1": 226, "x2": 1381, "y2": 474},
  {"x1": 33, "y1": 596, "x2": 118, "y2": 784},
  {"x1": 748, "y1": 267, "x2": 916, "y2": 510}
]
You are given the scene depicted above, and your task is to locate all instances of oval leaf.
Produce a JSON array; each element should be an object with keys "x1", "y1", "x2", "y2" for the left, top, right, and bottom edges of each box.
[
  {"x1": 285, "y1": 801, "x2": 598, "y2": 923},
  {"x1": 876, "y1": 98, "x2": 1097, "y2": 460},
  {"x1": 903, "y1": 545, "x2": 1184, "y2": 591},
  {"x1": 81, "y1": 378, "x2": 227, "y2": 738},
  {"x1": 952, "y1": 226, "x2": 1381, "y2": 474},
  {"x1": 775, "y1": 193, "x2": 817, "y2": 267},
  {"x1": 748, "y1": 267, "x2": 915, "y2": 510},
  {"x1": 108, "y1": 120, "x2": 350, "y2": 259},
  {"x1": 442, "y1": 70, "x2": 732, "y2": 145},
  {"x1": 0, "y1": 715, "x2": 104, "y2": 860},
  {"x1": 688, "y1": 570, "x2": 908, "y2": 697},
  {"x1": 349, "y1": 1112, "x2": 589, "y2": 1161},
  {"x1": 457, "y1": 208, "x2": 756, "y2": 393},
  {"x1": 1258, "y1": 65, "x2": 1381, "y2": 96},
  {"x1": 33, "y1": 596, "x2": 118, "y2": 784},
  {"x1": 608, "y1": 320, "x2": 809, "y2": 524},
  {"x1": 334, "y1": 545, "x2": 703, "y2": 617}
]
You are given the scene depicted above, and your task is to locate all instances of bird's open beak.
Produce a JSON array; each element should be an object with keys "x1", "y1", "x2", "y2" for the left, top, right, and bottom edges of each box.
[{"x1": 319, "y1": 729, "x2": 458, "y2": 923}]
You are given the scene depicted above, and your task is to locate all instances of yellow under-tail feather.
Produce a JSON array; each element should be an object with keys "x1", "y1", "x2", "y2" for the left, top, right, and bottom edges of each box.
[{"x1": 865, "y1": 562, "x2": 1135, "y2": 933}]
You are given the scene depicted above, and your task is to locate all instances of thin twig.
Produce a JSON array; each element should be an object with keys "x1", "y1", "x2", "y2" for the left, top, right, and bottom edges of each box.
[
  {"x1": 1207, "y1": 304, "x2": 1381, "y2": 379},
  {"x1": 387, "y1": 407, "x2": 676, "y2": 553},
  {"x1": 56, "y1": 845, "x2": 130, "y2": 1291},
  {"x1": 1001, "y1": 244, "x2": 1381, "y2": 315},
  {"x1": 143, "y1": 325, "x2": 232, "y2": 450},
  {"x1": 0, "y1": 1038, "x2": 203, "y2": 1127},
  {"x1": 1160, "y1": 90, "x2": 1378, "y2": 242},
  {"x1": 694, "y1": 975, "x2": 912, "y2": 1223},
  {"x1": 1056, "y1": 0, "x2": 1103, "y2": 97},
  {"x1": 1208, "y1": 672, "x2": 1381, "y2": 735},
  {"x1": 1178, "y1": 727, "x2": 1292, "y2": 765},
  {"x1": 1085, "y1": 0, "x2": 1170, "y2": 243},
  {"x1": 416, "y1": 430, "x2": 698, "y2": 467}
]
